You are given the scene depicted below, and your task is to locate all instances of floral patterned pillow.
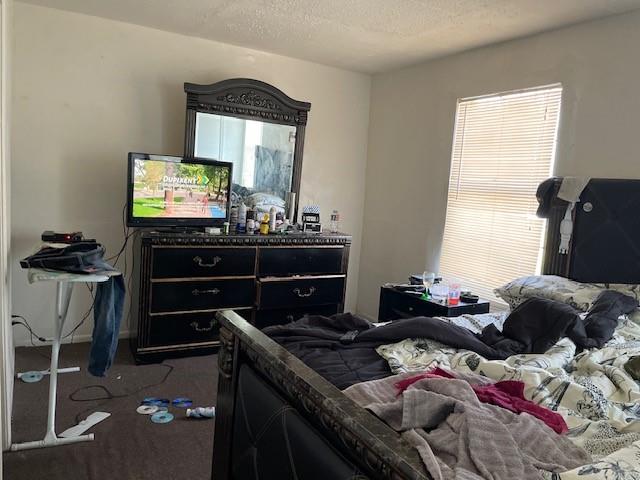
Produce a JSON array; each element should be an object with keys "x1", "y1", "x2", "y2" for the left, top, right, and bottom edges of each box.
[{"x1": 495, "y1": 275, "x2": 607, "y2": 311}]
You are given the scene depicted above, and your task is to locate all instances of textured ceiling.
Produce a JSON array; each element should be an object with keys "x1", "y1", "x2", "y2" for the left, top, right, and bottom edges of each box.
[{"x1": 19, "y1": 0, "x2": 640, "y2": 73}]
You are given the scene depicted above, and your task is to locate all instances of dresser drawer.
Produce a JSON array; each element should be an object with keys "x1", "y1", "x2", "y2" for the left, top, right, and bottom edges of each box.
[
  {"x1": 258, "y1": 247, "x2": 344, "y2": 276},
  {"x1": 146, "y1": 310, "x2": 252, "y2": 347},
  {"x1": 254, "y1": 305, "x2": 339, "y2": 330},
  {"x1": 150, "y1": 278, "x2": 255, "y2": 314},
  {"x1": 152, "y1": 247, "x2": 256, "y2": 278},
  {"x1": 257, "y1": 276, "x2": 345, "y2": 310}
]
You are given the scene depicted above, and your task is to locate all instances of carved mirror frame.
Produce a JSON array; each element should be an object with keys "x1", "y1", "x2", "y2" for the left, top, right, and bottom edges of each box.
[{"x1": 183, "y1": 78, "x2": 311, "y2": 221}]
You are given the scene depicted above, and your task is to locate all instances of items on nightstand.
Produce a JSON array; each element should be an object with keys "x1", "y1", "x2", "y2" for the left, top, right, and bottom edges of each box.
[
  {"x1": 302, "y1": 205, "x2": 322, "y2": 234},
  {"x1": 448, "y1": 281, "x2": 462, "y2": 305},
  {"x1": 421, "y1": 271, "x2": 436, "y2": 299},
  {"x1": 410, "y1": 273, "x2": 442, "y2": 285},
  {"x1": 378, "y1": 284, "x2": 490, "y2": 321},
  {"x1": 430, "y1": 279, "x2": 449, "y2": 302},
  {"x1": 460, "y1": 292, "x2": 479, "y2": 303}
]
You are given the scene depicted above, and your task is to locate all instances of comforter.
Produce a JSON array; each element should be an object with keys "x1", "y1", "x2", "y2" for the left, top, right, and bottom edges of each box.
[{"x1": 377, "y1": 311, "x2": 640, "y2": 479}]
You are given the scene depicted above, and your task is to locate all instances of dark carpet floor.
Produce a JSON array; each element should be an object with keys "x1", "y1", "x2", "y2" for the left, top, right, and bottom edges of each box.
[{"x1": 3, "y1": 340, "x2": 218, "y2": 480}]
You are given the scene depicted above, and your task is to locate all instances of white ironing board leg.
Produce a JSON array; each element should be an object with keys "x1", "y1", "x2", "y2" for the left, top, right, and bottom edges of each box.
[{"x1": 11, "y1": 281, "x2": 94, "y2": 451}]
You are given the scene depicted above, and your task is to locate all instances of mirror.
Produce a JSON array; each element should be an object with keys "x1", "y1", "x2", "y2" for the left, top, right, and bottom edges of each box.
[
  {"x1": 194, "y1": 112, "x2": 296, "y2": 212},
  {"x1": 184, "y1": 79, "x2": 311, "y2": 219}
]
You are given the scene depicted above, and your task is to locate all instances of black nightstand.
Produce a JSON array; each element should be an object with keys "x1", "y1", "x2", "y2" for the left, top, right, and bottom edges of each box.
[{"x1": 378, "y1": 285, "x2": 490, "y2": 321}]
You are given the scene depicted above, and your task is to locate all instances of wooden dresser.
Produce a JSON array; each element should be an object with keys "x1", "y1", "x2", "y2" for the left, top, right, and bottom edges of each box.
[{"x1": 130, "y1": 231, "x2": 351, "y2": 363}]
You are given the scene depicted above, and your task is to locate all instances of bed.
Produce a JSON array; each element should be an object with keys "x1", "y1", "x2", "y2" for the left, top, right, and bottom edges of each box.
[{"x1": 211, "y1": 177, "x2": 640, "y2": 480}]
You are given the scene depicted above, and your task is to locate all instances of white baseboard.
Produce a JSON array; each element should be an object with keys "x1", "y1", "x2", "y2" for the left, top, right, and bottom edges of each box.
[{"x1": 14, "y1": 330, "x2": 131, "y2": 348}]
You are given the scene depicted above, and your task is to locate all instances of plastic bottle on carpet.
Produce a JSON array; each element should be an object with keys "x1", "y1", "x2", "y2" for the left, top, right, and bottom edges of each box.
[{"x1": 186, "y1": 407, "x2": 216, "y2": 418}]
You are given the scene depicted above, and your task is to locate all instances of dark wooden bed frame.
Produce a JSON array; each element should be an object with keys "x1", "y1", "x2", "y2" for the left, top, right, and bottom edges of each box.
[
  {"x1": 213, "y1": 310, "x2": 429, "y2": 479},
  {"x1": 211, "y1": 178, "x2": 640, "y2": 479}
]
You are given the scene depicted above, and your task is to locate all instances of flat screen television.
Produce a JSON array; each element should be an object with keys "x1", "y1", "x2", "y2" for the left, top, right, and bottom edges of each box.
[{"x1": 127, "y1": 152, "x2": 232, "y2": 228}]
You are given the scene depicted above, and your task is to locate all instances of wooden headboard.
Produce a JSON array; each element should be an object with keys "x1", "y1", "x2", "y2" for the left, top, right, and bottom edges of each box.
[{"x1": 543, "y1": 178, "x2": 640, "y2": 284}]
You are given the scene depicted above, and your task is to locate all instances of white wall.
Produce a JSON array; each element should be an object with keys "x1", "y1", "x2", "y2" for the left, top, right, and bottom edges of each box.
[
  {"x1": 358, "y1": 10, "x2": 640, "y2": 320},
  {"x1": 1, "y1": 0, "x2": 13, "y2": 455},
  {"x1": 11, "y1": 3, "x2": 371, "y2": 345}
]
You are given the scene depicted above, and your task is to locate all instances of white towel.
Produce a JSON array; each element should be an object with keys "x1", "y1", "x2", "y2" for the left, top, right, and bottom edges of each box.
[
  {"x1": 557, "y1": 177, "x2": 591, "y2": 254},
  {"x1": 557, "y1": 177, "x2": 590, "y2": 203}
]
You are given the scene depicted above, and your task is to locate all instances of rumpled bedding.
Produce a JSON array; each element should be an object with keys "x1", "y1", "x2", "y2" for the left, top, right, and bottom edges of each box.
[
  {"x1": 395, "y1": 367, "x2": 568, "y2": 434},
  {"x1": 376, "y1": 311, "x2": 640, "y2": 479},
  {"x1": 344, "y1": 371, "x2": 591, "y2": 480}
]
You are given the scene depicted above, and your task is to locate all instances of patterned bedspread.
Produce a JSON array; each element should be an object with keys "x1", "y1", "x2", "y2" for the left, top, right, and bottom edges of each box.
[{"x1": 376, "y1": 312, "x2": 640, "y2": 479}]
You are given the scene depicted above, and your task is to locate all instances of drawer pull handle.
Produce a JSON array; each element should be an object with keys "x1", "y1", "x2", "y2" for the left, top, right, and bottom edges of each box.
[
  {"x1": 193, "y1": 256, "x2": 222, "y2": 268},
  {"x1": 293, "y1": 286, "x2": 316, "y2": 298},
  {"x1": 192, "y1": 288, "x2": 220, "y2": 296},
  {"x1": 190, "y1": 319, "x2": 217, "y2": 332}
]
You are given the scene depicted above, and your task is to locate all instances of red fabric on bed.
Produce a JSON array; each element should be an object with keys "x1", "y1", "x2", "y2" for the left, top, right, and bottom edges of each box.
[{"x1": 395, "y1": 368, "x2": 568, "y2": 434}]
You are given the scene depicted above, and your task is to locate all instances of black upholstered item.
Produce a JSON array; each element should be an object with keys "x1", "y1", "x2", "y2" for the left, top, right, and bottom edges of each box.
[
  {"x1": 583, "y1": 290, "x2": 639, "y2": 348},
  {"x1": 568, "y1": 179, "x2": 640, "y2": 284},
  {"x1": 231, "y1": 365, "x2": 366, "y2": 480}
]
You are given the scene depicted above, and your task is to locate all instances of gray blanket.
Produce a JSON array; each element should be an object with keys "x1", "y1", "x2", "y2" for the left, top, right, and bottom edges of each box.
[{"x1": 344, "y1": 373, "x2": 591, "y2": 480}]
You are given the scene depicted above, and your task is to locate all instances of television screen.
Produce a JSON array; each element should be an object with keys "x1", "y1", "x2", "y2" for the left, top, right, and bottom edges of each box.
[{"x1": 127, "y1": 153, "x2": 232, "y2": 227}]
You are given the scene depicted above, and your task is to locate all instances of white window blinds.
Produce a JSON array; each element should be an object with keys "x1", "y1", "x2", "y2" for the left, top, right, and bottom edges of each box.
[{"x1": 439, "y1": 85, "x2": 562, "y2": 303}]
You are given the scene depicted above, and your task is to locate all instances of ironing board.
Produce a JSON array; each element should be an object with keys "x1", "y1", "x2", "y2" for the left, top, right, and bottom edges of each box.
[{"x1": 10, "y1": 269, "x2": 111, "y2": 451}]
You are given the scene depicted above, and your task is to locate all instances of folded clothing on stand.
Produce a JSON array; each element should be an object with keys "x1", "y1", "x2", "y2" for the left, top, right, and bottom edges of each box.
[{"x1": 20, "y1": 239, "x2": 125, "y2": 377}]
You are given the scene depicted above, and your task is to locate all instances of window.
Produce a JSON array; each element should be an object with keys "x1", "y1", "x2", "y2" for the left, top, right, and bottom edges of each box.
[{"x1": 439, "y1": 85, "x2": 562, "y2": 303}]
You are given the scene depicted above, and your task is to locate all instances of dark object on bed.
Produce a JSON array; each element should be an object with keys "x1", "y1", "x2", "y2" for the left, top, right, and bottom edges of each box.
[
  {"x1": 213, "y1": 310, "x2": 430, "y2": 480},
  {"x1": 263, "y1": 313, "x2": 391, "y2": 389},
  {"x1": 268, "y1": 293, "x2": 635, "y2": 386},
  {"x1": 481, "y1": 297, "x2": 586, "y2": 354},
  {"x1": 583, "y1": 290, "x2": 639, "y2": 348},
  {"x1": 264, "y1": 312, "x2": 514, "y2": 388},
  {"x1": 481, "y1": 291, "x2": 636, "y2": 353}
]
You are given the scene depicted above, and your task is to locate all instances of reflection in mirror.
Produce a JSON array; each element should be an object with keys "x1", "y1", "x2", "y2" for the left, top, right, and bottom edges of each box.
[{"x1": 194, "y1": 112, "x2": 296, "y2": 215}]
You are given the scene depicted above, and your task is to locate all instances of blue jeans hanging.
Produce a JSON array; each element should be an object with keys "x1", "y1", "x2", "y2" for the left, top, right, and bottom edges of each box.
[{"x1": 88, "y1": 275, "x2": 126, "y2": 377}]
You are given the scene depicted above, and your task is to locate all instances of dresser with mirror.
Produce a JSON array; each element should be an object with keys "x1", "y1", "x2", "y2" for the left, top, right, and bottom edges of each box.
[{"x1": 130, "y1": 78, "x2": 351, "y2": 362}]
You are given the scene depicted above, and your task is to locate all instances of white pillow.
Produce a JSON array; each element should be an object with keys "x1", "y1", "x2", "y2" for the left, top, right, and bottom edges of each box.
[{"x1": 495, "y1": 275, "x2": 605, "y2": 311}]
